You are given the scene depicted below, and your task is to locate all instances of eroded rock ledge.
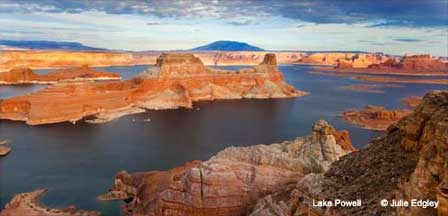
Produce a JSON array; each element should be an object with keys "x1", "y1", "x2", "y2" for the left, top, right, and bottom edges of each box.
[
  {"x1": 250, "y1": 90, "x2": 448, "y2": 216},
  {"x1": 342, "y1": 105, "x2": 412, "y2": 131},
  {"x1": 0, "y1": 53, "x2": 307, "y2": 125},
  {"x1": 0, "y1": 65, "x2": 120, "y2": 85},
  {"x1": 99, "y1": 120, "x2": 354, "y2": 215},
  {"x1": 336, "y1": 54, "x2": 448, "y2": 75},
  {"x1": 0, "y1": 189, "x2": 101, "y2": 216}
]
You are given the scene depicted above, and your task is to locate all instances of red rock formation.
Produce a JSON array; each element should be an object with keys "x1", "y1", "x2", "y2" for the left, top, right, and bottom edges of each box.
[
  {"x1": 0, "y1": 65, "x2": 120, "y2": 85},
  {"x1": 0, "y1": 189, "x2": 101, "y2": 216},
  {"x1": 1, "y1": 50, "x2": 398, "y2": 72},
  {"x1": 250, "y1": 90, "x2": 448, "y2": 216},
  {"x1": 0, "y1": 146, "x2": 10, "y2": 156},
  {"x1": 336, "y1": 53, "x2": 390, "y2": 69},
  {"x1": 0, "y1": 53, "x2": 307, "y2": 125},
  {"x1": 342, "y1": 105, "x2": 412, "y2": 131},
  {"x1": 336, "y1": 55, "x2": 448, "y2": 74},
  {"x1": 402, "y1": 96, "x2": 423, "y2": 108},
  {"x1": 99, "y1": 120, "x2": 354, "y2": 215},
  {"x1": 0, "y1": 50, "x2": 157, "y2": 72}
]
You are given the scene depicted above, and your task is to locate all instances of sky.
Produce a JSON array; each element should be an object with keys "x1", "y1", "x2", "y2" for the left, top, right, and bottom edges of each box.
[{"x1": 0, "y1": 0, "x2": 447, "y2": 56}]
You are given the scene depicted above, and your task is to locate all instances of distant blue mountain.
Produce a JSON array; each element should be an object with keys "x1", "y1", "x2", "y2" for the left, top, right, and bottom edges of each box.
[
  {"x1": 0, "y1": 40, "x2": 107, "y2": 50},
  {"x1": 192, "y1": 40, "x2": 264, "y2": 51}
]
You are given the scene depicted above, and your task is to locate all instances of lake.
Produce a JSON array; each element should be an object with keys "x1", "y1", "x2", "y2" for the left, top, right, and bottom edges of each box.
[{"x1": 0, "y1": 64, "x2": 444, "y2": 215}]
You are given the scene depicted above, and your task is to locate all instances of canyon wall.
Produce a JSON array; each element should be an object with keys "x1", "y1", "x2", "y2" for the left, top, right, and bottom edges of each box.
[
  {"x1": 337, "y1": 54, "x2": 448, "y2": 74},
  {"x1": 1, "y1": 50, "x2": 403, "y2": 72},
  {"x1": 99, "y1": 120, "x2": 355, "y2": 215},
  {"x1": 0, "y1": 53, "x2": 306, "y2": 125}
]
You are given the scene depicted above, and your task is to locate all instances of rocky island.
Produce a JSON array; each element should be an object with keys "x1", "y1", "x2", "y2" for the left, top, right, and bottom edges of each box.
[
  {"x1": 0, "y1": 189, "x2": 101, "y2": 216},
  {"x1": 0, "y1": 53, "x2": 306, "y2": 125},
  {"x1": 0, "y1": 65, "x2": 120, "y2": 85},
  {"x1": 98, "y1": 120, "x2": 355, "y2": 215},
  {"x1": 342, "y1": 105, "x2": 412, "y2": 131}
]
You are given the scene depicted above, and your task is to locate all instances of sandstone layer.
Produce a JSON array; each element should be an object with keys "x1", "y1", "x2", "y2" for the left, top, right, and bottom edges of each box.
[
  {"x1": 0, "y1": 53, "x2": 306, "y2": 125},
  {"x1": 99, "y1": 120, "x2": 355, "y2": 215},
  {"x1": 342, "y1": 105, "x2": 412, "y2": 131},
  {"x1": 0, "y1": 66, "x2": 120, "y2": 85},
  {"x1": 402, "y1": 96, "x2": 423, "y2": 109},
  {"x1": 0, "y1": 189, "x2": 101, "y2": 216},
  {"x1": 336, "y1": 54, "x2": 448, "y2": 75},
  {"x1": 321, "y1": 53, "x2": 389, "y2": 68},
  {"x1": 250, "y1": 90, "x2": 448, "y2": 216},
  {"x1": 0, "y1": 50, "x2": 157, "y2": 72}
]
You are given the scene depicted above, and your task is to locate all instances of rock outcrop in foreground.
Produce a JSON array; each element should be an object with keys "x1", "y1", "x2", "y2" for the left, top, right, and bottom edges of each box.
[
  {"x1": 251, "y1": 90, "x2": 448, "y2": 216},
  {"x1": 0, "y1": 66, "x2": 120, "y2": 85},
  {"x1": 0, "y1": 189, "x2": 101, "y2": 216},
  {"x1": 342, "y1": 105, "x2": 412, "y2": 131},
  {"x1": 0, "y1": 53, "x2": 306, "y2": 125},
  {"x1": 99, "y1": 120, "x2": 354, "y2": 215}
]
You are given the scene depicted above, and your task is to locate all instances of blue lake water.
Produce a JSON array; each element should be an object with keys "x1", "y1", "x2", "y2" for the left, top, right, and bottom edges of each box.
[{"x1": 0, "y1": 64, "x2": 445, "y2": 215}]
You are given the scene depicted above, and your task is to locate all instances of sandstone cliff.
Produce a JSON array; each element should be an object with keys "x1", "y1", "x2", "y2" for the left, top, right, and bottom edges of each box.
[
  {"x1": 250, "y1": 90, "x2": 448, "y2": 216},
  {"x1": 99, "y1": 120, "x2": 354, "y2": 215},
  {"x1": 0, "y1": 189, "x2": 101, "y2": 216},
  {"x1": 0, "y1": 53, "x2": 306, "y2": 125},
  {"x1": 0, "y1": 66, "x2": 120, "y2": 85},
  {"x1": 336, "y1": 54, "x2": 448, "y2": 74},
  {"x1": 342, "y1": 105, "x2": 412, "y2": 131}
]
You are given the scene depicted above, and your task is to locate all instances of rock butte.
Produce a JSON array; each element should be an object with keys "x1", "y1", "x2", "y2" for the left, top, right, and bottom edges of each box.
[
  {"x1": 0, "y1": 65, "x2": 121, "y2": 85},
  {"x1": 98, "y1": 120, "x2": 355, "y2": 215},
  {"x1": 251, "y1": 90, "x2": 448, "y2": 216},
  {"x1": 336, "y1": 54, "x2": 448, "y2": 75},
  {"x1": 0, "y1": 53, "x2": 306, "y2": 125},
  {"x1": 342, "y1": 105, "x2": 411, "y2": 131},
  {"x1": 0, "y1": 189, "x2": 101, "y2": 216}
]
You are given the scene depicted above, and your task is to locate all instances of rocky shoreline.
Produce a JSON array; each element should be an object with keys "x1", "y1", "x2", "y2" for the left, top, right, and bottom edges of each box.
[
  {"x1": 0, "y1": 189, "x2": 101, "y2": 216},
  {"x1": 250, "y1": 91, "x2": 448, "y2": 216},
  {"x1": 98, "y1": 120, "x2": 355, "y2": 215}
]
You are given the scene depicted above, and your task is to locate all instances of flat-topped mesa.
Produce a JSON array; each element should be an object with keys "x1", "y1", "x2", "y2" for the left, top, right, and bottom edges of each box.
[
  {"x1": 0, "y1": 65, "x2": 121, "y2": 85},
  {"x1": 99, "y1": 120, "x2": 354, "y2": 216},
  {"x1": 368, "y1": 54, "x2": 448, "y2": 73}
]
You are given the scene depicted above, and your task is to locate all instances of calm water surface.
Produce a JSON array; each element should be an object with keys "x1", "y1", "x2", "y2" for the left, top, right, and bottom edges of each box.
[{"x1": 0, "y1": 65, "x2": 445, "y2": 215}]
